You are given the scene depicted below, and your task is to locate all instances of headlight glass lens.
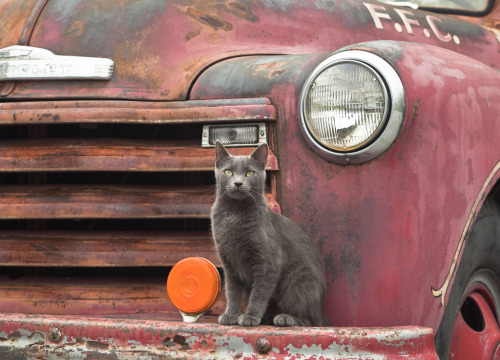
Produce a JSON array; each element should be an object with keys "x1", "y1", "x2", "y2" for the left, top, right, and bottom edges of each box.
[{"x1": 303, "y1": 61, "x2": 388, "y2": 152}]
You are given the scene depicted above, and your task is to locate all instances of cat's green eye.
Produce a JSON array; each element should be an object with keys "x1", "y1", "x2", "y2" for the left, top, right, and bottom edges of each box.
[
  {"x1": 224, "y1": 169, "x2": 233, "y2": 176},
  {"x1": 246, "y1": 171, "x2": 255, "y2": 177}
]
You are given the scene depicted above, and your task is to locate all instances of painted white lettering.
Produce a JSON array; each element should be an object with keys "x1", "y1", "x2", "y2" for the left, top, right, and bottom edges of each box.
[
  {"x1": 364, "y1": 3, "x2": 391, "y2": 30},
  {"x1": 394, "y1": 9, "x2": 420, "y2": 35},
  {"x1": 426, "y1": 15, "x2": 452, "y2": 42}
]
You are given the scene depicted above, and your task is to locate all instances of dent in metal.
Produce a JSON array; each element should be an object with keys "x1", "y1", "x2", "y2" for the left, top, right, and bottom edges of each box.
[{"x1": 0, "y1": 45, "x2": 114, "y2": 81}]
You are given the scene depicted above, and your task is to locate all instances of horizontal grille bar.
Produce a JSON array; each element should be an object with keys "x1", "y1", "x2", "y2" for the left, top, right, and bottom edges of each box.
[
  {"x1": 0, "y1": 231, "x2": 220, "y2": 267},
  {"x1": 0, "y1": 275, "x2": 226, "y2": 316},
  {"x1": 0, "y1": 139, "x2": 279, "y2": 172},
  {"x1": 0, "y1": 98, "x2": 276, "y2": 124},
  {"x1": 0, "y1": 185, "x2": 279, "y2": 219},
  {"x1": 0, "y1": 97, "x2": 279, "y2": 317},
  {"x1": 0, "y1": 185, "x2": 213, "y2": 219}
]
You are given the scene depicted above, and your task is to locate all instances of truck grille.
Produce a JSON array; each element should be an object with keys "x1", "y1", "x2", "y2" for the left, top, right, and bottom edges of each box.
[{"x1": 0, "y1": 98, "x2": 278, "y2": 318}]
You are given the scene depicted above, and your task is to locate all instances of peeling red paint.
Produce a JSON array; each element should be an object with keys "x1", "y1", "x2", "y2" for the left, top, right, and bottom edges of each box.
[
  {"x1": 2, "y1": 0, "x2": 499, "y2": 100},
  {"x1": 190, "y1": 39, "x2": 500, "y2": 336},
  {"x1": 0, "y1": 314, "x2": 437, "y2": 359},
  {"x1": 2, "y1": 0, "x2": 500, "y2": 358}
]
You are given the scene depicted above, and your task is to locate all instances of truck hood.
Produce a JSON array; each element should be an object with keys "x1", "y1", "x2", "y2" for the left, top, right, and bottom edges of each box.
[{"x1": 0, "y1": 0, "x2": 497, "y2": 100}]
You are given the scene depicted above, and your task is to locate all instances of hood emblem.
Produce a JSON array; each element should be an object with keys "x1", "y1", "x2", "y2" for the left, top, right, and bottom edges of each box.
[{"x1": 0, "y1": 45, "x2": 114, "y2": 81}]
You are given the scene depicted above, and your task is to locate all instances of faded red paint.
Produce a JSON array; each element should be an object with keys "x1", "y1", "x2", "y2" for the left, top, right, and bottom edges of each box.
[
  {"x1": 2, "y1": 0, "x2": 500, "y2": 358},
  {"x1": 0, "y1": 313, "x2": 438, "y2": 359},
  {"x1": 1, "y1": 0, "x2": 498, "y2": 100},
  {"x1": 0, "y1": 98, "x2": 276, "y2": 124},
  {"x1": 190, "y1": 40, "x2": 500, "y2": 331}
]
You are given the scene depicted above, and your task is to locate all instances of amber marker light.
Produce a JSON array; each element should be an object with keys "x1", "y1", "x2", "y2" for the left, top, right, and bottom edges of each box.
[{"x1": 167, "y1": 257, "x2": 221, "y2": 322}]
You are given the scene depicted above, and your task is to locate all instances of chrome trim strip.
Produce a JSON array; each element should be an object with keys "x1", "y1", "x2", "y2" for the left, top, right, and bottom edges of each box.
[
  {"x1": 299, "y1": 50, "x2": 405, "y2": 165},
  {"x1": 202, "y1": 123, "x2": 267, "y2": 148},
  {"x1": 0, "y1": 45, "x2": 114, "y2": 81}
]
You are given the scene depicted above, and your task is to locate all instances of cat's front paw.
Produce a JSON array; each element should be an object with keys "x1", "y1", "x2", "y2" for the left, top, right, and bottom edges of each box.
[
  {"x1": 273, "y1": 313, "x2": 301, "y2": 327},
  {"x1": 238, "y1": 314, "x2": 261, "y2": 327},
  {"x1": 218, "y1": 313, "x2": 240, "y2": 325}
]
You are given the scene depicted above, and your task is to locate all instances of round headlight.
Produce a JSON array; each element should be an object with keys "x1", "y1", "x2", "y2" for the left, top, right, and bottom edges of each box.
[
  {"x1": 300, "y1": 50, "x2": 405, "y2": 164},
  {"x1": 304, "y1": 61, "x2": 388, "y2": 152}
]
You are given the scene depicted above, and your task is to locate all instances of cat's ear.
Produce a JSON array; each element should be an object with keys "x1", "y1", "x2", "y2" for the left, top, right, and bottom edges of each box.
[
  {"x1": 215, "y1": 141, "x2": 231, "y2": 167},
  {"x1": 250, "y1": 143, "x2": 268, "y2": 169}
]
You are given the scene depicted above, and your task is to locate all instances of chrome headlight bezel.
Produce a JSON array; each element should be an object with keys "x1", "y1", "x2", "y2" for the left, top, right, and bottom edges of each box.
[{"x1": 299, "y1": 50, "x2": 405, "y2": 165}]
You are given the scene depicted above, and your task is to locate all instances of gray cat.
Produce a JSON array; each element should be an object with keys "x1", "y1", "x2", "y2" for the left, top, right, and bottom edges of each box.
[{"x1": 211, "y1": 142, "x2": 329, "y2": 327}]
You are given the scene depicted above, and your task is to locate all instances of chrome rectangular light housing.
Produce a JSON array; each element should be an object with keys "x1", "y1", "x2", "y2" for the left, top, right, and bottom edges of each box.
[{"x1": 202, "y1": 123, "x2": 267, "y2": 148}]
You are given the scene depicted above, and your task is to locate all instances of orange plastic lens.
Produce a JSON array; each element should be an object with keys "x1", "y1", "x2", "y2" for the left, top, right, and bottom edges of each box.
[{"x1": 167, "y1": 257, "x2": 221, "y2": 314}]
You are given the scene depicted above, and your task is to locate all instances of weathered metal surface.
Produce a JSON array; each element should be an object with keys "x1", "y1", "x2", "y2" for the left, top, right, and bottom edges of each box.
[
  {"x1": 0, "y1": 98, "x2": 276, "y2": 124},
  {"x1": 0, "y1": 0, "x2": 48, "y2": 96},
  {"x1": 0, "y1": 0, "x2": 39, "y2": 48},
  {"x1": 0, "y1": 185, "x2": 214, "y2": 219},
  {"x1": 0, "y1": 0, "x2": 498, "y2": 357},
  {"x1": 0, "y1": 313, "x2": 438, "y2": 359},
  {"x1": 0, "y1": 185, "x2": 279, "y2": 219},
  {"x1": 0, "y1": 276, "x2": 226, "y2": 316},
  {"x1": 190, "y1": 40, "x2": 500, "y2": 335},
  {"x1": 0, "y1": 139, "x2": 278, "y2": 172},
  {"x1": 1, "y1": 0, "x2": 498, "y2": 100},
  {"x1": 0, "y1": 231, "x2": 220, "y2": 267}
]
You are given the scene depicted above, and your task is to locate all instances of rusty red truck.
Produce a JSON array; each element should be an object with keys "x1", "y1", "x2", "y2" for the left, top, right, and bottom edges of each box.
[{"x1": 1, "y1": 0, "x2": 500, "y2": 358}]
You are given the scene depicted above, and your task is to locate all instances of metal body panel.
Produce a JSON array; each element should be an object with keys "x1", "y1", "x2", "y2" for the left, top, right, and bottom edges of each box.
[
  {"x1": 0, "y1": 0, "x2": 498, "y2": 99},
  {"x1": 1, "y1": 0, "x2": 500, "y2": 357},
  {"x1": 0, "y1": 313, "x2": 437, "y2": 359},
  {"x1": 191, "y1": 41, "x2": 500, "y2": 332},
  {"x1": 0, "y1": 98, "x2": 277, "y2": 124}
]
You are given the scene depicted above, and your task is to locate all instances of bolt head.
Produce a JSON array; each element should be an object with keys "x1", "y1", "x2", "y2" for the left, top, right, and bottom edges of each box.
[
  {"x1": 255, "y1": 337, "x2": 272, "y2": 355},
  {"x1": 48, "y1": 327, "x2": 62, "y2": 343}
]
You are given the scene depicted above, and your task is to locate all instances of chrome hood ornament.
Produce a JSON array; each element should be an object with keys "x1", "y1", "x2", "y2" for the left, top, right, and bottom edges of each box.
[{"x1": 0, "y1": 45, "x2": 114, "y2": 81}]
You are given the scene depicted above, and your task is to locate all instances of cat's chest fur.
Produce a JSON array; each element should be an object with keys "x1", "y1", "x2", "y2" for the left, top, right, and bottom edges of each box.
[{"x1": 211, "y1": 203, "x2": 278, "y2": 279}]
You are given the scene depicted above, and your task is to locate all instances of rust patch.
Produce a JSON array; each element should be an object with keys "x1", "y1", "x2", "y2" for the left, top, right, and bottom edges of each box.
[
  {"x1": 251, "y1": 61, "x2": 288, "y2": 80},
  {"x1": 172, "y1": 335, "x2": 186, "y2": 346},
  {"x1": 184, "y1": 6, "x2": 232, "y2": 31},
  {"x1": 63, "y1": 19, "x2": 85, "y2": 37},
  {"x1": 185, "y1": 27, "x2": 201, "y2": 41},
  {"x1": 86, "y1": 340, "x2": 110, "y2": 350},
  {"x1": 0, "y1": 314, "x2": 439, "y2": 358},
  {"x1": 411, "y1": 97, "x2": 421, "y2": 125},
  {"x1": 115, "y1": 25, "x2": 163, "y2": 91},
  {"x1": 226, "y1": 1, "x2": 257, "y2": 21}
]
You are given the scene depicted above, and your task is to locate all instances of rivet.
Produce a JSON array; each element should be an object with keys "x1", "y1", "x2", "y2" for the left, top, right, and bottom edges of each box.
[
  {"x1": 48, "y1": 327, "x2": 62, "y2": 343},
  {"x1": 255, "y1": 337, "x2": 272, "y2": 355}
]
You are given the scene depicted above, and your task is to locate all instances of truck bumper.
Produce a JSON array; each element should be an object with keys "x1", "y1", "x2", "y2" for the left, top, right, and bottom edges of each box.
[{"x1": 0, "y1": 313, "x2": 438, "y2": 359}]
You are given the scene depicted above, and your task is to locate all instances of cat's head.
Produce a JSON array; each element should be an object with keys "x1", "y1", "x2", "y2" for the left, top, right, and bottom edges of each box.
[{"x1": 214, "y1": 142, "x2": 268, "y2": 201}]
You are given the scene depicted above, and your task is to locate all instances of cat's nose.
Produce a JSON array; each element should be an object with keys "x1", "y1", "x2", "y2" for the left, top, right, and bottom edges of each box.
[{"x1": 234, "y1": 182, "x2": 243, "y2": 187}]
